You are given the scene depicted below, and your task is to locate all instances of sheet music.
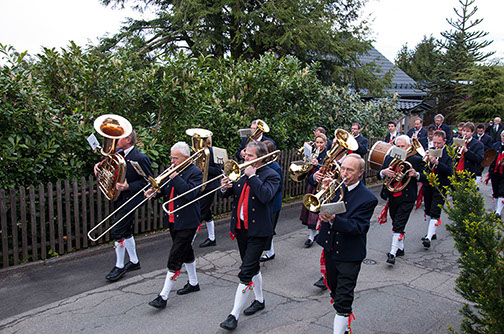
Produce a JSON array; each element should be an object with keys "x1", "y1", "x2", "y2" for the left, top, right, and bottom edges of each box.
[
  {"x1": 303, "y1": 142, "x2": 313, "y2": 160},
  {"x1": 212, "y1": 147, "x2": 228, "y2": 165},
  {"x1": 238, "y1": 129, "x2": 252, "y2": 138},
  {"x1": 87, "y1": 134, "x2": 100, "y2": 152},
  {"x1": 389, "y1": 147, "x2": 407, "y2": 161}
]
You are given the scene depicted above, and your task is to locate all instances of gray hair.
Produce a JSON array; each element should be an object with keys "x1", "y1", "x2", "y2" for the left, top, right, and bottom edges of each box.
[
  {"x1": 495, "y1": 117, "x2": 501, "y2": 122},
  {"x1": 246, "y1": 141, "x2": 268, "y2": 158},
  {"x1": 434, "y1": 114, "x2": 445, "y2": 121},
  {"x1": 343, "y1": 153, "x2": 365, "y2": 172},
  {"x1": 395, "y1": 134, "x2": 411, "y2": 146},
  {"x1": 171, "y1": 141, "x2": 190, "y2": 157}
]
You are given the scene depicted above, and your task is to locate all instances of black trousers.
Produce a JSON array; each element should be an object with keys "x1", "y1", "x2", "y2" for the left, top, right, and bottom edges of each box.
[
  {"x1": 491, "y1": 173, "x2": 504, "y2": 198},
  {"x1": 199, "y1": 189, "x2": 214, "y2": 222},
  {"x1": 325, "y1": 254, "x2": 362, "y2": 315},
  {"x1": 110, "y1": 205, "x2": 134, "y2": 240},
  {"x1": 423, "y1": 186, "x2": 445, "y2": 219},
  {"x1": 167, "y1": 224, "x2": 197, "y2": 272},
  {"x1": 389, "y1": 199, "x2": 415, "y2": 234},
  {"x1": 236, "y1": 228, "x2": 268, "y2": 284},
  {"x1": 264, "y1": 210, "x2": 281, "y2": 250}
]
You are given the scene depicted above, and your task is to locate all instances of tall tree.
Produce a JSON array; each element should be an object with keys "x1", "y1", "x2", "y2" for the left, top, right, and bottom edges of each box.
[
  {"x1": 97, "y1": 0, "x2": 388, "y2": 90},
  {"x1": 430, "y1": 0, "x2": 495, "y2": 121}
]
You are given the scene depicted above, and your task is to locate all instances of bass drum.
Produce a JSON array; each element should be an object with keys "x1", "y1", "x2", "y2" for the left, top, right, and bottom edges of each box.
[
  {"x1": 368, "y1": 141, "x2": 393, "y2": 171},
  {"x1": 481, "y1": 148, "x2": 497, "y2": 167}
]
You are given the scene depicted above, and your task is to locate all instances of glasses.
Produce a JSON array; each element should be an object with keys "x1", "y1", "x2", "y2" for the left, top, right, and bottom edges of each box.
[{"x1": 169, "y1": 156, "x2": 181, "y2": 161}]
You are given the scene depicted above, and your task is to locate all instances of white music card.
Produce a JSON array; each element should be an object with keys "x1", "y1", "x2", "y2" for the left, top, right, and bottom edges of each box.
[
  {"x1": 320, "y1": 201, "x2": 346, "y2": 215},
  {"x1": 428, "y1": 148, "x2": 443, "y2": 158},
  {"x1": 87, "y1": 134, "x2": 100, "y2": 152},
  {"x1": 303, "y1": 142, "x2": 313, "y2": 160},
  {"x1": 389, "y1": 147, "x2": 407, "y2": 161},
  {"x1": 212, "y1": 147, "x2": 228, "y2": 165},
  {"x1": 453, "y1": 138, "x2": 466, "y2": 147},
  {"x1": 238, "y1": 128, "x2": 252, "y2": 138}
]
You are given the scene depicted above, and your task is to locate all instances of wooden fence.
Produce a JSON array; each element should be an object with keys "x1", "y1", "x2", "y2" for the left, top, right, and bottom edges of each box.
[{"x1": 0, "y1": 143, "x2": 380, "y2": 269}]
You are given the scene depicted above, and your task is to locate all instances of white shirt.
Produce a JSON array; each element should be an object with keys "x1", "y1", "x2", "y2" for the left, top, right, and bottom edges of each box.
[{"x1": 122, "y1": 146, "x2": 134, "y2": 158}]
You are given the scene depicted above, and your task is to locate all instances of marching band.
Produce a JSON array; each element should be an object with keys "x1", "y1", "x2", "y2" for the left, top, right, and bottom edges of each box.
[{"x1": 89, "y1": 114, "x2": 502, "y2": 334}]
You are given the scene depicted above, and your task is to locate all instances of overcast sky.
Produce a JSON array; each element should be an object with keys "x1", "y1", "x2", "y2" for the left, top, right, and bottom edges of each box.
[{"x1": 1, "y1": 0, "x2": 502, "y2": 64}]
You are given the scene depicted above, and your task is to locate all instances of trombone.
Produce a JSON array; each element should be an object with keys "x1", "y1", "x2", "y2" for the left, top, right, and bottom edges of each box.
[
  {"x1": 87, "y1": 148, "x2": 206, "y2": 242},
  {"x1": 162, "y1": 150, "x2": 281, "y2": 216}
]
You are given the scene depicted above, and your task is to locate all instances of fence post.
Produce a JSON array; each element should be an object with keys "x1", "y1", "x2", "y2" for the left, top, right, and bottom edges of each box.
[
  {"x1": 19, "y1": 186, "x2": 28, "y2": 263},
  {"x1": 64, "y1": 180, "x2": 72, "y2": 252},
  {"x1": 10, "y1": 188, "x2": 19, "y2": 266},
  {"x1": 56, "y1": 181, "x2": 64, "y2": 255},
  {"x1": 29, "y1": 185, "x2": 38, "y2": 262},
  {"x1": 81, "y1": 177, "x2": 88, "y2": 249},
  {"x1": 72, "y1": 179, "x2": 80, "y2": 250},
  {"x1": 39, "y1": 184, "x2": 47, "y2": 260},
  {"x1": 47, "y1": 182, "x2": 56, "y2": 256},
  {"x1": 1, "y1": 190, "x2": 8, "y2": 268},
  {"x1": 88, "y1": 175, "x2": 94, "y2": 246}
]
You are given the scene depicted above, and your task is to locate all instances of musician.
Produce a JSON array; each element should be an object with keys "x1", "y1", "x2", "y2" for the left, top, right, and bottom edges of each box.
[
  {"x1": 421, "y1": 130, "x2": 453, "y2": 248},
  {"x1": 199, "y1": 137, "x2": 223, "y2": 248},
  {"x1": 489, "y1": 132, "x2": 504, "y2": 218},
  {"x1": 453, "y1": 122, "x2": 465, "y2": 139},
  {"x1": 473, "y1": 123, "x2": 493, "y2": 183},
  {"x1": 455, "y1": 122, "x2": 484, "y2": 178},
  {"x1": 300, "y1": 134, "x2": 328, "y2": 248},
  {"x1": 351, "y1": 123, "x2": 369, "y2": 185},
  {"x1": 489, "y1": 117, "x2": 503, "y2": 143},
  {"x1": 406, "y1": 119, "x2": 427, "y2": 140},
  {"x1": 146, "y1": 142, "x2": 203, "y2": 309},
  {"x1": 431, "y1": 113, "x2": 452, "y2": 144},
  {"x1": 260, "y1": 140, "x2": 283, "y2": 262},
  {"x1": 314, "y1": 126, "x2": 333, "y2": 151},
  {"x1": 235, "y1": 120, "x2": 275, "y2": 161},
  {"x1": 218, "y1": 141, "x2": 280, "y2": 330},
  {"x1": 94, "y1": 130, "x2": 153, "y2": 282},
  {"x1": 377, "y1": 135, "x2": 426, "y2": 265},
  {"x1": 317, "y1": 154, "x2": 378, "y2": 334},
  {"x1": 384, "y1": 121, "x2": 400, "y2": 143},
  {"x1": 419, "y1": 125, "x2": 436, "y2": 150}
]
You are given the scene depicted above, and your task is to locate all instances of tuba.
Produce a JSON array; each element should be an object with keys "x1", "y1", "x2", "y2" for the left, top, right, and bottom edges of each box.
[
  {"x1": 93, "y1": 114, "x2": 132, "y2": 201},
  {"x1": 186, "y1": 128, "x2": 213, "y2": 191},
  {"x1": 316, "y1": 129, "x2": 358, "y2": 190},
  {"x1": 384, "y1": 138, "x2": 425, "y2": 193}
]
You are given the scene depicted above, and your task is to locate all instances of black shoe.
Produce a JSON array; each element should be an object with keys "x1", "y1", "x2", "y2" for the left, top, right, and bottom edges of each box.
[
  {"x1": 314, "y1": 277, "x2": 327, "y2": 290},
  {"x1": 304, "y1": 239, "x2": 314, "y2": 248},
  {"x1": 148, "y1": 295, "x2": 167, "y2": 309},
  {"x1": 422, "y1": 234, "x2": 436, "y2": 241},
  {"x1": 386, "y1": 253, "x2": 395, "y2": 265},
  {"x1": 124, "y1": 261, "x2": 141, "y2": 272},
  {"x1": 176, "y1": 281, "x2": 200, "y2": 295},
  {"x1": 259, "y1": 254, "x2": 275, "y2": 262},
  {"x1": 220, "y1": 314, "x2": 238, "y2": 330},
  {"x1": 422, "y1": 238, "x2": 431, "y2": 248},
  {"x1": 199, "y1": 238, "x2": 216, "y2": 248},
  {"x1": 105, "y1": 266, "x2": 126, "y2": 281},
  {"x1": 396, "y1": 249, "x2": 405, "y2": 257},
  {"x1": 243, "y1": 300, "x2": 265, "y2": 315}
]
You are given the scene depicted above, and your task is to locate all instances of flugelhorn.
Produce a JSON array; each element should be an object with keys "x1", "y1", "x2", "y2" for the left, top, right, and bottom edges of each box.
[
  {"x1": 453, "y1": 137, "x2": 468, "y2": 159},
  {"x1": 303, "y1": 178, "x2": 345, "y2": 213},
  {"x1": 245, "y1": 120, "x2": 269, "y2": 146},
  {"x1": 162, "y1": 150, "x2": 281, "y2": 216},
  {"x1": 87, "y1": 148, "x2": 206, "y2": 242}
]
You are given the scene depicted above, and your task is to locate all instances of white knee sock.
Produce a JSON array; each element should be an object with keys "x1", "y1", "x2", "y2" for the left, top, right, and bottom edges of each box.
[
  {"x1": 398, "y1": 236, "x2": 404, "y2": 251},
  {"x1": 160, "y1": 271, "x2": 176, "y2": 300},
  {"x1": 230, "y1": 283, "x2": 251, "y2": 320},
  {"x1": 427, "y1": 219, "x2": 438, "y2": 240},
  {"x1": 184, "y1": 261, "x2": 198, "y2": 286},
  {"x1": 425, "y1": 214, "x2": 431, "y2": 222},
  {"x1": 123, "y1": 236, "x2": 139, "y2": 264},
  {"x1": 206, "y1": 221, "x2": 215, "y2": 241},
  {"x1": 333, "y1": 314, "x2": 349, "y2": 334},
  {"x1": 265, "y1": 240, "x2": 275, "y2": 257},
  {"x1": 496, "y1": 198, "x2": 504, "y2": 215},
  {"x1": 390, "y1": 233, "x2": 401, "y2": 256},
  {"x1": 114, "y1": 240, "x2": 126, "y2": 268},
  {"x1": 252, "y1": 272, "x2": 264, "y2": 303},
  {"x1": 309, "y1": 229, "x2": 317, "y2": 241}
]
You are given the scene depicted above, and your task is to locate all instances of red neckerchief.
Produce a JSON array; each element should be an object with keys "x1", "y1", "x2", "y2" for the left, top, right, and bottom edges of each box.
[
  {"x1": 495, "y1": 150, "x2": 504, "y2": 174},
  {"x1": 236, "y1": 181, "x2": 250, "y2": 230},
  {"x1": 456, "y1": 141, "x2": 468, "y2": 172},
  {"x1": 168, "y1": 187, "x2": 175, "y2": 223}
]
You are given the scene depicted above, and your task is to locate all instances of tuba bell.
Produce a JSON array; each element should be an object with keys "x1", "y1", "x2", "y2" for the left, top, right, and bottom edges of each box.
[
  {"x1": 245, "y1": 120, "x2": 270, "y2": 146},
  {"x1": 186, "y1": 128, "x2": 213, "y2": 191},
  {"x1": 93, "y1": 114, "x2": 133, "y2": 201}
]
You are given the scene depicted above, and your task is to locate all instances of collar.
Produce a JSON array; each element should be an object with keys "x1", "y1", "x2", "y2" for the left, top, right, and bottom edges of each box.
[
  {"x1": 390, "y1": 131, "x2": 397, "y2": 137},
  {"x1": 354, "y1": 134, "x2": 360, "y2": 138},
  {"x1": 122, "y1": 146, "x2": 134, "y2": 158},
  {"x1": 256, "y1": 134, "x2": 263, "y2": 141},
  {"x1": 347, "y1": 181, "x2": 359, "y2": 192},
  {"x1": 466, "y1": 137, "x2": 472, "y2": 143}
]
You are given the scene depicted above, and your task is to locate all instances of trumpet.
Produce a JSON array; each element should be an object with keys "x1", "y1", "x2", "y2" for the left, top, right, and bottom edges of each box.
[
  {"x1": 87, "y1": 148, "x2": 206, "y2": 242},
  {"x1": 303, "y1": 178, "x2": 345, "y2": 213},
  {"x1": 453, "y1": 137, "x2": 468, "y2": 159},
  {"x1": 162, "y1": 150, "x2": 281, "y2": 216}
]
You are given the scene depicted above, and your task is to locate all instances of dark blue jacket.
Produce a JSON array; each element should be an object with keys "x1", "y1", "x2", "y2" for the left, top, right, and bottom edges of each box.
[
  {"x1": 160, "y1": 164, "x2": 203, "y2": 230},
  {"x1": 457, "y1": 138, "x2": 484, "y2": 176},
  {"x1": 353, "y1": 135, "x2": 368, "y2": 158},
  {"x1": 115, "y1": 148, "x2": 153, "y2": 210},
  {"x1": 219, "y1": 166, "x2": 280, "y2": 237},
  {"x1": 430, "y1": 123, "x2": 452, "y2": 144},
  {"x1": 473, "y1": 133, "x2": 493, "y2": 151},
  {"x1": 234, "y1": 135, "x2": 276, "y2": 161},
  {"x1": 407, "y1": 127, "x2": 428, "y2": 139},
  {"x1": 488, "y1": 124, "x2": 504, "y2": 143},
  {"x1": 268, "y1": 161, "x2": 283, "y2": 213},
  {"x1": 489, "y1": 141, "x2": 504, "y2": 176},
  {"x1": 377, "y1": 154, "x2": 426, "y2": 201},
  {"x1": 384, "y1": 132, "x2": 402, "y2": 144},
  {"x1": 316, "y1": 182, "x2": 378, "y2": 262}
]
